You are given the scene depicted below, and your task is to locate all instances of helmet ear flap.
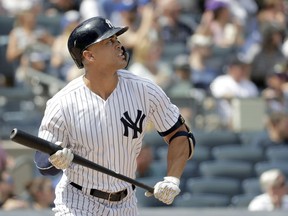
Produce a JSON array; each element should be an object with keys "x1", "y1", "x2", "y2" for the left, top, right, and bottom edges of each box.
[{"x1": 121, "y1": 46, "x2": 130, "y2": 69}]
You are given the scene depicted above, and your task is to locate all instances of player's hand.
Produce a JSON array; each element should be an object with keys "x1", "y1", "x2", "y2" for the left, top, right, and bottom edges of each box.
[
  {"x1": 48, "y1": 142, "x2": 73, "y2": 169},
  {"x1": 145, "y1": 176, "x2": 181, "y2": 205}
]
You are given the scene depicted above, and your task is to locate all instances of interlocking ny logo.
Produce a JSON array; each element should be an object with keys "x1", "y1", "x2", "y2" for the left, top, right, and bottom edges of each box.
[{"x1": 121, "y1": 110, "x2": 146, "y2": 139}]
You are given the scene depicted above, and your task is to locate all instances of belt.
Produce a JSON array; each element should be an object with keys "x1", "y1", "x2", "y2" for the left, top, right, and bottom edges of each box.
[{"x1": 70, "y1": 182, "x2": 134, "y2": 202}]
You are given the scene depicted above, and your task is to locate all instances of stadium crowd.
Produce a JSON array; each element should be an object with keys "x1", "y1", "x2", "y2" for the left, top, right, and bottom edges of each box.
[{"x1": 1, "y1": 0, "x2": 288, "y2": 212}]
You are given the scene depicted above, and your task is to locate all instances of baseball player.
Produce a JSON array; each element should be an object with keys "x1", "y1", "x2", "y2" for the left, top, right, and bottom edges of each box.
[{"x1": 34, "y1": 16, "x2": 196, "y2": 216}]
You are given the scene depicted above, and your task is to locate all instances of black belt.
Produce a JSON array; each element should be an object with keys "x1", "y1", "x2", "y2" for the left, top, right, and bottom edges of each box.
[{"x1": 70, "y1": 182, "x2": 134, "y2": 202}]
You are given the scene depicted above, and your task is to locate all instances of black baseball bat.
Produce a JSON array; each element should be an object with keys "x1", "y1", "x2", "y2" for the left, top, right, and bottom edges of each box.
[{"x1": 10, "y1": 128, "x2": 154, "y2": 193}]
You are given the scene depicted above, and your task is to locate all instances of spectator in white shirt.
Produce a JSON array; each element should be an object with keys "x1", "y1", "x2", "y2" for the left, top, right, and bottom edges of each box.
[
  {"x1": 248, "y1": 169, "x2": 288, "y2": 211},
  {"x1": 210, "y1": 56, "x2": 259, "y2": 129}
]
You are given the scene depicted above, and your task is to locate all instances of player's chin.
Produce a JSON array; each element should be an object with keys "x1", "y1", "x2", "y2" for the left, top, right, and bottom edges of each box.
[{"x1": 118, "y1": 58, "x2": 128, "y2": 69}]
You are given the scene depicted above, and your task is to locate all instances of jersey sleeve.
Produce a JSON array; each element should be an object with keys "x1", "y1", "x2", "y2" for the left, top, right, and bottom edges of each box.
[
  {"x1": 147, "y1": 82, "x2": 181, "y2": 135},
  {"x1": 34, "y1": 99, "x2": 68, "y2": 176}
]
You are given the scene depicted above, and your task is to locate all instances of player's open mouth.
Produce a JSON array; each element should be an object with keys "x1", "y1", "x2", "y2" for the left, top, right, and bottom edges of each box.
[{"x1": 118, "y1": 50, "x2": 126, "y2": 60}]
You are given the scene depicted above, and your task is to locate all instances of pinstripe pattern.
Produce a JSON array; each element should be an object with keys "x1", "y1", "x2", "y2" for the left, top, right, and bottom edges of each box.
[{"x1": 39, "y1": 69, "x2": 180, "y2": 215}]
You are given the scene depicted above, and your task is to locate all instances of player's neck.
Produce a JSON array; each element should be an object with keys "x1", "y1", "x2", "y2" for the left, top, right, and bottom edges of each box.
[{"x1": 83, "y1": 73, "x2": 119, "y2": 100}]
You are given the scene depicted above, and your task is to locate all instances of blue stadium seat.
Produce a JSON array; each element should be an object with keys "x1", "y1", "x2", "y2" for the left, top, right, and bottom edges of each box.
[
  {"x1": 36, "y1": 14, "x2": 62, "y2": 36},
  {"x1": 195, "y1": 130, "x2": 241, "y2": 148},
  {"x1": 0, "y1": 16, "x2": 15, "y2": 35},
  {"x1": 265, "y1": 146, "x2": 288, "y2": 162},
  {"x1": 241, "y1": 178, "x2": 262, "y2": 195},
  {"x1": 230, "y1": 194, "x2": 255, "y2": 207},
  {"x1": 190, "y1": 145, "x2": 212, "y2": 162},
  {"x1": 254, "y1": 161, "x2": 288, "y2": 177},
  {"x1": 199, "y1": 160, "x2": 254, "y2": 179},
  {"x1": 185, "y1": 177, "x2": 241, "y2": 197},
  {"x1": 149, "y1": 160, "x2": 167, "y2": 177},
  {"x1": 212, "y1": 145, "x2": 265, "y2": 164},
  {"x1": 174, "y1": 192, "x2": 230, "y2": 207}
]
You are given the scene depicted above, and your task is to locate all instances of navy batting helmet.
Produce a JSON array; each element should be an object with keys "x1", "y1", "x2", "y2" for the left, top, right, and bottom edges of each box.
[{"x1": 67, "y1": 17, "x2": 129, "y2": 69}]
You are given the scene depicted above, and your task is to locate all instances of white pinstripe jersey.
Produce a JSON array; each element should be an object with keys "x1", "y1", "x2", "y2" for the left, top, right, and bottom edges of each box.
[{"x1": 39, "y1": 69, "x2": 180, "y2": 193}]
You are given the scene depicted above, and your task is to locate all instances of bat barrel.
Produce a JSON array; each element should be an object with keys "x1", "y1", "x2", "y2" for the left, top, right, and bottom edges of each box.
[{"x1": 10, "y1": 128, "x2": 62, "y2": 155}]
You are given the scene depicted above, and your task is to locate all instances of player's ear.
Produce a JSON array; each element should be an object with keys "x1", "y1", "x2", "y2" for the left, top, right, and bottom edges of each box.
[{"x1": 83, "y1": 50, "x2": 94, "y2": 61}]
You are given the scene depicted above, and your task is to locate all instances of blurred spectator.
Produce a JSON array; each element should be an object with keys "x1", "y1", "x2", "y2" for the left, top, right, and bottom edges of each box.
[
  {"x1": 210, "y1": 56, "x2": 259, "y2": 129},
  {"x1": 116, "y1": 0, "x2": 156, "y2": 58},
  {"x1": 256, "y1": 0, "x2": 287, "y2": 31},
  {"x1": 24, "y1": 177, "x2": 55, "y2": 210},
  {"x1": 197, "y1": 0, "x2": 244, "y2": 49},
  {"x1": 188, "y1": 33, "x2": 222, "y2": 90},
  {"x1": 262, "y1": 66, "x2": 288, "y2": 113},
  {"x1": 155, "y1": 0, "x2": 193, "y2": 62},
  {"x1": 79, "y1": 0, "x2": 105, "y2": 21},
  {"x1": 195, "y1": 0, "x2": 244, "y2": 84},
  {"x1": 166, "y1": 54, "x2": 204, "y2": 126},
  {"x1": 6, "y1": 7, "x2": 55, "y2": 86},
  {"x1": 221, "y1": 0, "x2": 258, "y2": 26},
  {"x1": 248, "y1": 169, "x2": 288, "y2": 211},
  {"x1": 156, "y1": 0, "x2": 194, "y2": 44},
  {"x1": 0, "y1": 146, "x2": 8, "y2": 172},
  {"x1": 128, "y1": 32, "x2": 172, "y2": 90},
  {"x1": 166, "y1": 54, "x2": 193, "y2": 97},
  {"x1": 49, "y1": 10, "x2": 81, "y2": 81},
  {"x1": 251, "y1": 112, "x2": 288, "y2": 148},
  {"x1": 250, "y1": 23, "x2": 286, "y2": 90},
  {"x1": 0, "y1": 172, "x2": 28, "y2": 210},
  {"x1": 0, "y1": 0, "x2": 42, "y2": 16},
  {"x1": 42, "y1": 0, "x2": 80, "y2": 16},
  {"x1": 0, "y1": 144, "x2": 28, "y2": 211}
]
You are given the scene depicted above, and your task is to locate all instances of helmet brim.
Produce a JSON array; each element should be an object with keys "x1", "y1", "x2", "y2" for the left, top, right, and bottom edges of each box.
[{"x1": 85, "y1": 26, "x2": 129, "y2": 50}]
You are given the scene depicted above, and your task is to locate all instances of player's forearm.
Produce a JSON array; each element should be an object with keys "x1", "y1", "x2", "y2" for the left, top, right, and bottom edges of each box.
[{"x1": 166, "y1": 137, "x2": 190, "y2": 178}]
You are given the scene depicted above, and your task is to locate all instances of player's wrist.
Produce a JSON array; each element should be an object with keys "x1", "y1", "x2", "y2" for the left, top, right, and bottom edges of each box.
[{"x1": 164, "y1": 176, "x2": 180, "y2": 186}]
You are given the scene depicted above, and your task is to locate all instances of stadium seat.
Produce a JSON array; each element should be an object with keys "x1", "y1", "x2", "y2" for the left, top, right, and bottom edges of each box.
[
  {"x1": 185, "y1": 177, "x2": 241, "y2": 197},
  {"x1": 174, "y1": 192, "x2": 230, "y2": 207},
  {"x1": 230, "y1": 194, "x2": 255, "y2": 207},
  {"x1": 0, "y1": 16, "x2": 15, "y2": 35},
  {"x1": 190, "y1": 145, "x2": 212, "y2": 162},
  {"x1": 254, "y1": 161, "x2": 288, "y2": 177},
  {"x1": 195, "y1": 130, "x2": 241, "y2": 148},
  {"x1": 148, "y1": 160, "x2": 167, "y2": 177},
  {"x1": 199, "y1": 160, "x2": 254, "y2": 179},
  {"x1": 265, "y1": 146, "x2": 288, "y2": 162},
  {"x1": 212, "y1": 145, "x2": 265, "y2": 164},
  {"x1": 238, "y1": 130, "x2": 262, "y2": 145},
  {"x1": 36, "y1": 14, "x2": 62, "y2": 36},
  {"x1": 156, "y1": 145, "x2": 211, "y2": 163},
  {"x1": 241, "y1": 178, "x2": 262, "y2": 195}
]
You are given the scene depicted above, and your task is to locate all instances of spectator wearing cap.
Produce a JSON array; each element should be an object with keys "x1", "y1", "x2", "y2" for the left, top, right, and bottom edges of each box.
[
  {"x1": 248, "y1": 169, "x2": 288, "y2": 211},
  {"x1": 166, "y1": 54, "x2": 193, "y2": 98},
  {"x1": 262, "y1": 65, "x2": 288, "y2": 113},
  {"x1": 166, "y1": 54, "x2": 206, "y2": 126},
  {"x1": 210, "y1": 56, "x2": 259, "y2": 129}
]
